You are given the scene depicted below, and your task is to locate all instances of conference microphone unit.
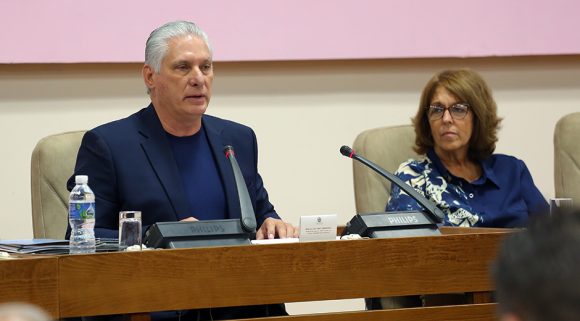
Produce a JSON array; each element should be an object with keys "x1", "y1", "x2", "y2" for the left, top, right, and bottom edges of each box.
[
  {"x1": 143, "y1": 145, "x2": 257, "y2": 249},
  {"x1": 340, "y1": 145, "x2": 443, "y2": 238},
  {"x1": 224, "y1": 145, "x2": 258, "y2": 234}
]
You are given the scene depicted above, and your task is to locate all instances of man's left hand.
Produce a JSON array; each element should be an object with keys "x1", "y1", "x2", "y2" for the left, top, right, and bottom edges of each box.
[{"x1": 255, "y1": 217, "x2": 298, "y2": 240}]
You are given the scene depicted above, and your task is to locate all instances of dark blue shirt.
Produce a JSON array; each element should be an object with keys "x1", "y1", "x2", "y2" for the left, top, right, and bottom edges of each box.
[
  {"x1": 387, "y1": 149, "x2": 549, "y2": 228},
  {"x1": 166, "y1": 125, "x2": 227, "y2": 221}
]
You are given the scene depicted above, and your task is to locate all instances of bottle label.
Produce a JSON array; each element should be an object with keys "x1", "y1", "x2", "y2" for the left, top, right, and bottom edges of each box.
[{"x1": 69, "y1": 203, "x2": 95, "y2": 220}]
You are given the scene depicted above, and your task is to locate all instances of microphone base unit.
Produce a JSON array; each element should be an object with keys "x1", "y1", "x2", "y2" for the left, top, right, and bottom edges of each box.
[
  {"x1": 144, "y1": 219, "x2": 251, "y2": 249},
  {"x1": 342, "y1": 211, "x2": 441, "y2": 239}
]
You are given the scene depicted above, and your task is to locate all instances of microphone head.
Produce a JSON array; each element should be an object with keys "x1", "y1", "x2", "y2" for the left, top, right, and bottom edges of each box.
[
  {"x1": 340, "y1": 145, "x2": 354, "y2": 158},
  {"x1": 224, "y1": 145, "x2": 235, "y2": 158}
]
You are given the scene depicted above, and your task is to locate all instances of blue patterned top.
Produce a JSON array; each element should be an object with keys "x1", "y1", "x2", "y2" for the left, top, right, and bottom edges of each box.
[{"x1": 386, "y1": 149, "x2": 549, "y2": 227}]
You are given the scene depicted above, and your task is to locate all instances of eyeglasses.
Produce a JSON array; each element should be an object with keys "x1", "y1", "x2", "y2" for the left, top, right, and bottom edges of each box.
[{"x1": 427, "y1": 103, "x2": 470, "y2": 120}]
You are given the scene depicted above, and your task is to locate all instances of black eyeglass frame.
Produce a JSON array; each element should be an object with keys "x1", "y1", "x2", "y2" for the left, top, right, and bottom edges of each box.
[{"x1": 426, "y1": 103, "x2": 470, "y2": 120}]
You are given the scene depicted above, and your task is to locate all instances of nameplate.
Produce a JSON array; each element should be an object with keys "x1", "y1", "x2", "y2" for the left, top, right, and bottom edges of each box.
[{"x1": 299, "y1": 214, "x2": 337, "y2": 242}]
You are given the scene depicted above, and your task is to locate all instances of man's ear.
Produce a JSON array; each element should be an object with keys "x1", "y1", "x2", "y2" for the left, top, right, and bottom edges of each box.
[{"x1": 143, "y1": 64, "x2": 155, "y2": 91}]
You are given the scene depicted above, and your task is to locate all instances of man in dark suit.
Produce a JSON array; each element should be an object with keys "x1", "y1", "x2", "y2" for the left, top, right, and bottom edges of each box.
[
  {"x1": 68, "y1": 20, "x2": 296, "y2": 240},
  {"x1": 66, "y1": 20, "x2": 294, "y2": 320}
]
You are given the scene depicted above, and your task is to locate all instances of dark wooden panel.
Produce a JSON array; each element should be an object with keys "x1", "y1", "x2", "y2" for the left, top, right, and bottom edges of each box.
[{"x1": 234, "y1": 303, "x2": 498, "y2": 321}]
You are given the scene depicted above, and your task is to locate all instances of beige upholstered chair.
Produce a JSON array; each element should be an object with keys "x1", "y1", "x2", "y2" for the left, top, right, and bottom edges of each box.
[
  {"x1": 31, "y1": 131, "x2": 86, "y2": 239},
  {"x1": 352, "y1": 125, "x2": 418, "y2": 214},
  {"x1": 554, "y1": 112, "x2": 580, "y2": 201}
]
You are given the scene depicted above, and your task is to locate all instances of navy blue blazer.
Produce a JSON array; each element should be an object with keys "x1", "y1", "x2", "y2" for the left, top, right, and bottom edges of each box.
[{"x1": 66, "y1": 104, "x2": 280, "y2": 238}]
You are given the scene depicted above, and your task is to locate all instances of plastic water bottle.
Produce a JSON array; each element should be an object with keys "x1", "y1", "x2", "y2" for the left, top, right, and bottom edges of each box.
[{"x1": 69, "y1": 175, "x2": 96, "y2": 254}]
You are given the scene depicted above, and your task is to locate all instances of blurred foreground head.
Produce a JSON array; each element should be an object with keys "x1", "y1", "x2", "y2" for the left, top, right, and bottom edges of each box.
[
  {"x1": 494, "y1": 211, "x2": 580, "y2": 321},
  {"x1": 0, "y1": 303, "x2": 51, "y2": 321}
]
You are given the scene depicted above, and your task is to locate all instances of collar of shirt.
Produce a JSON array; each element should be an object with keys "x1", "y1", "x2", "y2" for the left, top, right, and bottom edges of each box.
[{"x1": 427, "y1": 148, "x2": 499, "y2": 188}]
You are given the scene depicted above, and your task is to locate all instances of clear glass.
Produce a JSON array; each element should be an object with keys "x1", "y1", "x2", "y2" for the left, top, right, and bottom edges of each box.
[
  {"x1": 427, "y1": 103, "x2": 470, "y2": 120},
  {"x1": 549, "y1": 198, "x2": 574, "y2": 216},
  {"x1": 119, "y1": 211, "x2": 142, "y2": 250}
]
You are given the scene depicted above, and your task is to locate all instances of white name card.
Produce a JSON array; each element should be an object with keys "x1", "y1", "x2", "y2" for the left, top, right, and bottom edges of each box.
[{"x1": 299, "y1": 214, "x2": 338, "y2": 242}]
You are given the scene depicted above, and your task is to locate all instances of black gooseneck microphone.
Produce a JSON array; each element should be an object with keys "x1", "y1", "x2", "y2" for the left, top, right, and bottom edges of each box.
[
  {"x1": 142, "y1": 148, "x2": 257, "y2": 249},
  {"x1": 224, "y1": 145, "x2": 257, "y2": 233},
  {"x1": 339, "y1": 145, "x2": 444, "y2": 239},
  {"x1": 340, "y1": 145, "x2": 444, "y2": 223}
]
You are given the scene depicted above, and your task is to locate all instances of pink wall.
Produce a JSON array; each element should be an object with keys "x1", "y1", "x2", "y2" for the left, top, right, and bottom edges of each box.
[{"x1": 1, "y1": 0, "x2": 579, "y2": 64}]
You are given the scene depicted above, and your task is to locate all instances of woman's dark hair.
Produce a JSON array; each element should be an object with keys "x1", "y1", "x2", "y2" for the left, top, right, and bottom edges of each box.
[{"x1": 412, "y1": 69, "x2": 502, "y2": 161}]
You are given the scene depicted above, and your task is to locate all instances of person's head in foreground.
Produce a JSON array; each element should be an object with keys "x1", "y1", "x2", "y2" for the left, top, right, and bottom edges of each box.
[
  {"x1": 494, "y1": 211, "x2": 580, "y2": 321},
  {"x1": 0, "y1": 303, "x2": 51, "y2": 321}
]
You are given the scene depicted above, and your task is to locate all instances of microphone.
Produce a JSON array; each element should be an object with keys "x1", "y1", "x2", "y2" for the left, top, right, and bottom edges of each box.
[
  {"x1": 340, "y1": 145, "x2": 443, "y2": 238},
  {"x1": 224, "y1": 145, "x2": 257, "y2": 233},
  {"x1": 142, "y1": 148, "x2": 258, "y2": 249},
  {"x1": 340, "y1": 145, "x2": 444, "y2": 223}
]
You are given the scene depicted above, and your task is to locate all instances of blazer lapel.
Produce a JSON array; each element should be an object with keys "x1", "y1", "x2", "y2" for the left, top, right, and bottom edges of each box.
[
  {"x1": 203, "y1": 116, "x2": 241, "y2": 219},
  {"x1": 137, "y1": 105, "x2": 190, "y2": 219}
]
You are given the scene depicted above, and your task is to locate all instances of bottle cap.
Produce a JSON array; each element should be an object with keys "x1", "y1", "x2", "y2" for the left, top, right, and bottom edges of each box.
[{"x1": 75, "y1": 175, "x2": 89, "y2": 184}]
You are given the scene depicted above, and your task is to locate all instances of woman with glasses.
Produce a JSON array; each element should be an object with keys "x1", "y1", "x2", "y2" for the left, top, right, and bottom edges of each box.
[
  {"x1": 386, "y1": 69, "x2": 548, "y2": 228},
  {"x1": 375, "y1": 69, "x2": 550, "y2": 311}
]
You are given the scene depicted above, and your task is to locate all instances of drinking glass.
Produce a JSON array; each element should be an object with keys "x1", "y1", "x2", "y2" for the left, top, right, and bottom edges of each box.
[{"x1": 119, "y1": 211, "x2": 142, "y2": 250}]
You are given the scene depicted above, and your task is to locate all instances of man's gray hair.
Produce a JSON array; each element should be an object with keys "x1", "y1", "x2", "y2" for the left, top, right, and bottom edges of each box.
[{"x1": 145, "y1": 20, "x2": 213, "y2": 73}]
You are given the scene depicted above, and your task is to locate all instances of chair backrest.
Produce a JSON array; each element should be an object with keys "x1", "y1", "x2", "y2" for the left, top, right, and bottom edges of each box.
[
  {"x1": 554, "y1": 112, "x2": 580, "y2": 201},
  {"x1": 31, "y1": 131, "x2": 86, "y2": 239},
  {"x1": 352, "y1": 125, "x2": 418, "y2": 214}
]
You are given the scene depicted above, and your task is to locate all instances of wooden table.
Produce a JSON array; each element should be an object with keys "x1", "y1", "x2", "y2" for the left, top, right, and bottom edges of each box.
[
  {"x1": 1, "y1": 227, "x2": 509, "y2": 321},
  {"x1": 0, "y1": 255, "x2": 58, "y2": 316}
]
